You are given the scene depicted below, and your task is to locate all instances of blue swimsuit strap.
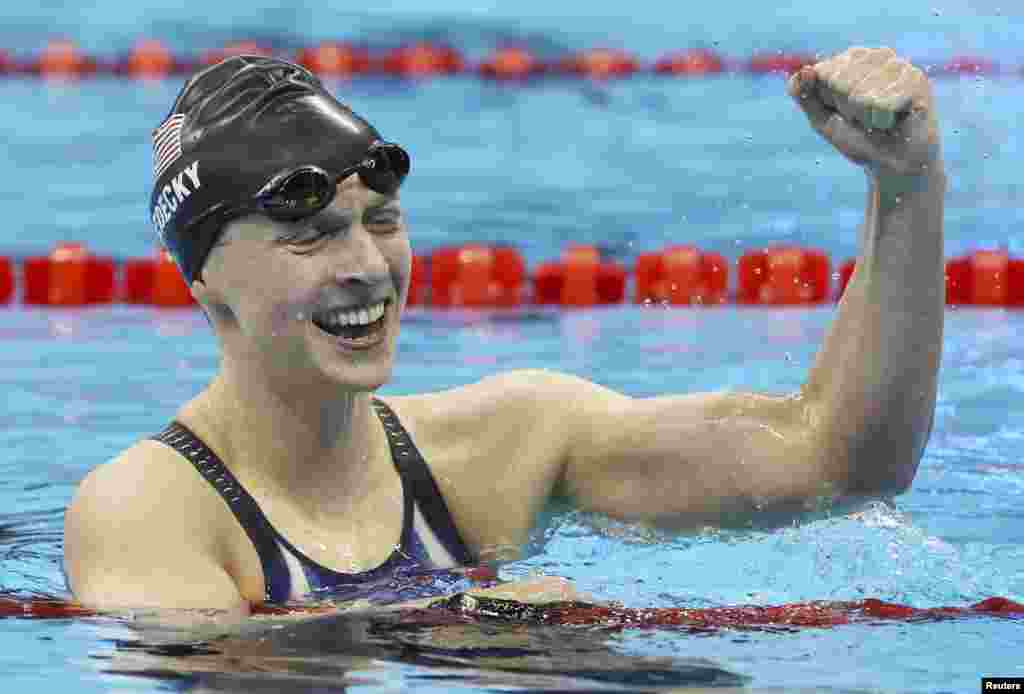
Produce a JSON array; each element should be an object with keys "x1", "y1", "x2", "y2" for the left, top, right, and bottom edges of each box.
[
  {"x1": 263, "y1": 453, "x2": 418, "y2": 587},
  {"x1": 151, "y1": 400, "x2": 476, "y2": 603},
  {"x1": 151, "y1": 422, "x2": 292, "y2": 603},
  {"x1": 371, "y1": 397, "x2": 476, "y2": 566}
]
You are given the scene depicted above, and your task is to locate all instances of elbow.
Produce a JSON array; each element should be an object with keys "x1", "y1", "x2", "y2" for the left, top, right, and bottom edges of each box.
[
  {"x1": 879, "y1": 458, "x2": 920, "y2": 497},
  {"x1": 837, "y1": 436, "x2": 925, "y2": 500},
  {"x1": 881, "y1": 396, "x2": 936, "y2": 496},
  {"x1": 820, "y1": 390, "x2": 937, "y2": 500},
  {"x1": 886, "y1": 411, "x2": 934, "y2": 495}
]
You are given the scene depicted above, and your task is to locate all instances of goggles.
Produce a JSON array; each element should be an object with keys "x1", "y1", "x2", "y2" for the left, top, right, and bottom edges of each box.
[
  {"x1": 184, "y1": 141, "x2": 410, "y2": 281},
  {"x1": 242, "y1": 141, "x2": 410, "y2": 222}
]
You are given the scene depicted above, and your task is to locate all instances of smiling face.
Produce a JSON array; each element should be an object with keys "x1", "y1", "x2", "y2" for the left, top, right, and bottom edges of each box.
[{"x1": 195, "y1": 174, "x2": 412, "y2": 394}]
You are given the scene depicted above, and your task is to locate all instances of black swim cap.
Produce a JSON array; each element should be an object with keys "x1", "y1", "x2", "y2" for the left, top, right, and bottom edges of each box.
[{"x1": 148, "y1": 55, "x2": 398, "y2": 284}]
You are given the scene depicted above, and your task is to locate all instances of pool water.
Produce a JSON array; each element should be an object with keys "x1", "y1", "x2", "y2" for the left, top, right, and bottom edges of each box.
[{"x1": 2, "y1": 1, "x2": 1024, "y2": 691}]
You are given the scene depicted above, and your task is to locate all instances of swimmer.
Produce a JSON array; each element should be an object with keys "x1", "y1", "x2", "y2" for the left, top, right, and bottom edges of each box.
[{"x1": 64, "y1": 47, "x2": 944, "y2": 615}]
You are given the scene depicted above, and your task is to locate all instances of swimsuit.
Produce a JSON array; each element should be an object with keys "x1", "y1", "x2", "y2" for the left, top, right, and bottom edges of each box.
[{"x1": 151, "y1": 398, "x2": 477, "y2": 604}]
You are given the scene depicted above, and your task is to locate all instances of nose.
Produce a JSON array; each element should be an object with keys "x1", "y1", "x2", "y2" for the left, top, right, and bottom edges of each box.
[{"x1": 325, "y1": 220, "x2": 391, "y2": 287}]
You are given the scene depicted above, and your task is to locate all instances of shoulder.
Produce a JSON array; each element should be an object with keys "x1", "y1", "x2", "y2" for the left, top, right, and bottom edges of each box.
[
  {"x1": 377, "y1": 370, "x2": 623, "y2": 557},
  {"x1": 63, "y1": 437, "x2": 241, "y2": 603},
  {"x1": 68, "y1": 440, "x2": 181, "y2": 520},
  {"x1": 65, "y1": 439, "x2": 220, "y2": 552},
  {"x1": 386, "y1": 368, "x2": 603, "y2": 447}
]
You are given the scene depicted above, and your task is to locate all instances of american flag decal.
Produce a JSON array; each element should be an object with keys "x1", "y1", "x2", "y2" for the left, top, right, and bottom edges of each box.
[{"x1": 152, "y1": 114, "x2": 185, "y2": 180}]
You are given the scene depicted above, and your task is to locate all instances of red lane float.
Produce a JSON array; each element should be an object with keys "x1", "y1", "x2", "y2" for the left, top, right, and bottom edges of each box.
[
  {"x1": 5, "y1": 592, "x2": 1020, "y2": 629},
  {"x1": 737, "y1": 245, "x2": 830, "y2": 305},
  {"x1": 945, "y1": 256, "x2": 971, "y2": 306},
  {"x1": 200, "y1": 41, "x2": 272, "y2": 68},
  {"x1": 12, "y1": 245, "x2": 1024, "y2": 310},
  {"x1": 407, "y1": 254, "x2": 427, "y2": 306},
  {"x1": 634, "y1": 245, "x2": 728, "y2": 306},
  {"x1": 23, "y1": 243, "x2": 115, "y2": 306},
  {"x1": 296, "y1": 42, "x2": 371, "y2": 77},
  {"x1": 378, "y1": 43, "x2": 464, "y2": 77},
  {"x1": 121, "y1": 257, "x2": 153, "y2": 304},
  {"x1": 558, "y1": 48, "x2": 641, "y2": 79},
  {"x1": 944, "y1": 55, "x2": 998, "y2": 76},
  {"x1": 0, "y1": 596, "x2": 97, "y2": 619},
  {"x1": 116, "y1": 39, "x2": 182, "y2": 79},
  {"x1": 424, "y1": 594, "x2": 1024, "y2": 631},
  {"x1": 653, "y1": 49, "x2": 726, "y2": 76},
  {"x1": 430, "y1": 245, "x2": 526, "y2": 308},
  {"x1": 0, "y1": 49, "x2": 15, "y2": 75},
  {"x1": 747, "y1": 52, "x2": 816, "y2": 76},
  {"x1": 837, "y1": 258, "x2": 856, "y2": 299},
  {"x1": 945, "y1": 250, "x2": 1024, "y2": 307},
  {"x1": 122, "y1": 250, "x2": 195, "y2": 307},
  {"x1": 532, "y1": 245, "x2": 627, "y2": 307},
  {"x1": 5, "y1": 42, "x2": 1024, "y2": 82},
  {"x1": 33, "y1": 39, "x2": 98, "y2": 79},
  {"x1": 0, "y1": 257, "x2": 12, "y2": 304},
  {"x1": 478, "y1": 47, "x2": 546, "y2": 80}
]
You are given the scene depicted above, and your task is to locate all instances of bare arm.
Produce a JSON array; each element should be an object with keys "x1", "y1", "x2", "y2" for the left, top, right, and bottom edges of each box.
[
  {"x1": 801, "y1": 173, "x2": 944, "y2": 494},
  {"x1": 791, "y1": 48, "x2": 945, "y2": 495},
  {"x1": 546, "y1": 48, "x2": 944, "y2": 528},
  {"x1": 64, "y1": 452, "x2": 250, "y2": 615}
]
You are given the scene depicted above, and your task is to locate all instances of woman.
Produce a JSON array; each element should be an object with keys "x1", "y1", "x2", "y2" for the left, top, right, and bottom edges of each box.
[{"x1": 64, "y1": 49, "x2": 945, "y2": 614}]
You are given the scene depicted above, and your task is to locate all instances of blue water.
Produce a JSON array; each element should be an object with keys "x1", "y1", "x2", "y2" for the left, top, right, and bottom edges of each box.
[{"x1": 2, "y1": 1, "x2": 1023, "y2": 692}]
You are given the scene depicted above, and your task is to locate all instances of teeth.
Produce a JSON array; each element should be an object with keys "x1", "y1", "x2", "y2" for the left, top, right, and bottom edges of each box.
[{"x1": 320, "y1": 301, "x2": 386, "y2": 328}]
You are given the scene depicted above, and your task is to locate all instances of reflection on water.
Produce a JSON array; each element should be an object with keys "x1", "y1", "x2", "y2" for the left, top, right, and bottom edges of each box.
[{"x1": 96, "y1": 608, "x2": 747, "y2": 693}]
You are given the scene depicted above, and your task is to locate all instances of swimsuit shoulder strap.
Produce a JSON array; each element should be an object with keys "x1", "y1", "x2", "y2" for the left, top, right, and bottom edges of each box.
[
  {"x1": 150, "y1": 422, "x2": 292, "y2": 603},
  {"x1": 371, "y1": 398, "x2": 477, "y2": 565}
]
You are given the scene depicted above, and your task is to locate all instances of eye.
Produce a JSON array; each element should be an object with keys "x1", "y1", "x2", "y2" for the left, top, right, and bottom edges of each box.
[
  {"x1": 366, "y1": 209, "x2": 403, "y2": 233},
  {"x1": 278, "y1": 217, "x2": 347, "y2": 252},
  {"x1": 285, "y1": 225, "x2": 328, "y2": 246}
]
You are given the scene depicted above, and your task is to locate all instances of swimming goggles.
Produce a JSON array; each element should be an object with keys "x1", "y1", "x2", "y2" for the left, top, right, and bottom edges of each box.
[
  {"x1": 246, "y1": 141, "x2": 410, "y2": 222},
  {"x1": 183, "y1": 141, "x2": 409, "y2": 282}
]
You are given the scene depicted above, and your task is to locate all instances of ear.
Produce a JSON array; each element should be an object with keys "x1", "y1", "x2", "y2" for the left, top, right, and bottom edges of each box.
[
  {"x1": 190, "y1": 279, "x2": 215, "y2": 304},
  {"x1": 190, "y1": 278, "x2": 234, "y2": 323},
  {"x1": 191, "y1": 278, "x2": 227, "y2": 313}
]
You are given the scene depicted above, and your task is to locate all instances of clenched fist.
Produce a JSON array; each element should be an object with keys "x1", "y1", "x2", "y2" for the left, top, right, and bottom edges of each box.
[{"x1": 788, "y1": 47, "x2": 942, "y2": 185}]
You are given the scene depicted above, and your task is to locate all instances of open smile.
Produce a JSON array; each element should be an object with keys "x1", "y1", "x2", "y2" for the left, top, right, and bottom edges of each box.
[{"x1": 311, "y1": 299, "x2": 391, "y2": 350}]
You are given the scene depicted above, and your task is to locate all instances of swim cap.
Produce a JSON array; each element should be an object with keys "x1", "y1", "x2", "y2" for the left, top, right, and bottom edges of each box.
[{"x1": 148, "y1": 55, "x2": 396, "y2": 284}]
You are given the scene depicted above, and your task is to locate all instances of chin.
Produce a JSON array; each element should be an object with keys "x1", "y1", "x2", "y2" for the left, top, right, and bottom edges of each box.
[
  {"x1": 302, "y1": 304, "x2": 401, "y2": 392},
  {"x1": 314, "y1": 347, "x2": 395, "y2": 393}
]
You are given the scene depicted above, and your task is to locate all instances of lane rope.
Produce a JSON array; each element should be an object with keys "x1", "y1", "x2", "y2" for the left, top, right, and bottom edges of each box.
[
  {"x1": 2, "y1": 243, "x2": 1021, "y2": 309},
  {"x1": 0, "y1": 39, "x2": 1013, "y2": 81},
  {"x1": 2, "y1": 592, "x2": 1021, "y2": 631}
]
